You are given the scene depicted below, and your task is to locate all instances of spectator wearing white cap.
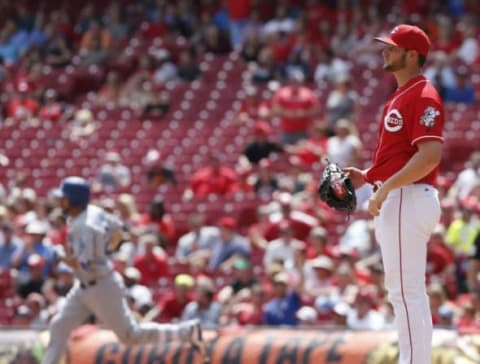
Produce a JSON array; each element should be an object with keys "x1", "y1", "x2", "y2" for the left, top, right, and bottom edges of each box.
[
  {"x1": 303, "y1": 255, "x2": 336, "y2": 299},
  {"x1": 296, "y1": 306, "x2": 318, "y2": 326},
  {"x1": 122, "y1": 266, "x2": 154, "y2": 317},
  {"x1": 12, "y1": 304, "x2": 33, "y2": 327},
  {"x1": 332, "y1": 301, "x2": 350, "y2": 328},
  {"x1": 12, "y1": 220, "x2": 54, "y2": 278}
]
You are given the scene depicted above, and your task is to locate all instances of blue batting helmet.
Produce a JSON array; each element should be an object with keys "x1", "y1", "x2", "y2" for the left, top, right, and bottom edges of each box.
[{"x1": 57, "y1": 176, "x2": 90, "y2": 207}]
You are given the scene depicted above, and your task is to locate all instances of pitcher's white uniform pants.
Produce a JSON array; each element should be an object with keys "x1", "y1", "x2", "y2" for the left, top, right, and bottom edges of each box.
[
  {"x1": 374, "y1": 184, "x2": 440, "y2": 364},
  {"x1": 43, "y1": 272, "x2": 193, "y2": 364}
]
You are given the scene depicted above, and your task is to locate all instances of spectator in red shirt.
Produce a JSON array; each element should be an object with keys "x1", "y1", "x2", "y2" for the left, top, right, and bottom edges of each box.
[
  {"x1": 265, "y1": 192, "x2": 319, "y2": 241},
  {"x1": 133, "y1": 233, "x2": 169, "y2": 287},
  {"x1": 456, "y1": 298, "x2": 480, "y2": 333},
  {"x1": 227, "y1": 0, "x2": 251, "y2": 48},
  {"x1": 141, "y1": 4, "x2": 170, "y2": 40},
  {"x1": 427, "y1": 225, "x2": 455, "y2": 282},
  {"x1": 185, "y1": 154, "x2": 240, "y2": 199},
  {"x1": 5, "y1": 81, "x2": 39, "y2": 126},
  {"x1": 157, "y1": 274, "x2": 195, "y2": 323},
  {"x1": 285, "y1": 119, "x2": 329, "y2": 165},
  {"x1": 233, "y1": 283, "x2": 267, "y2": 326},
  {"x1": 234, "y1": 86, "x2": 271, "y2": 124},
  {"x1": 271, "y1": 70, "x2": 318, "y2": 145},
  {"x1": 38, "y1": 89, "x2": 68, "y2": 124}
]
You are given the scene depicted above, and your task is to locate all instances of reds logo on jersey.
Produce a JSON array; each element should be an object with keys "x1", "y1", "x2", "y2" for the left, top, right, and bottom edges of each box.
[
  {"x1": 420, "y1": 106, "x2": 440, "y2": 127},
  {"x1": 384, "y1": 109, "x2": 403, "y2": 132}
]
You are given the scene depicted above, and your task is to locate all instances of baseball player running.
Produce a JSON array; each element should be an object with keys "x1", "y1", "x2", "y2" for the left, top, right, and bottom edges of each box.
[
  {"x1": 345, "y1": 25, "x2": 445, "y2": 364},
  {"x1": 43, "y1": 177, "x2": 207, "y2": 364}
]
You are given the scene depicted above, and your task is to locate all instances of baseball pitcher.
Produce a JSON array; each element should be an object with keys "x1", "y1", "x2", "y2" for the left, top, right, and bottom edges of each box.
[{"x1": 345, "y1": 24, "x2": 445, "y2": 364}]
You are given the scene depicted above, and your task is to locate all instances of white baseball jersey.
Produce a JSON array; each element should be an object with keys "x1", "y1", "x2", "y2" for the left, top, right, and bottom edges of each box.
[{"x1": 66, "y1": 204, "x2": 122, "y2": 284}]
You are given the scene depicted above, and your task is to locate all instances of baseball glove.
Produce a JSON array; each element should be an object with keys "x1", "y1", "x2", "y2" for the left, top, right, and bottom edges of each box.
[{"x1": 318, "y1": 162, "x2": 357, "y2": 213}]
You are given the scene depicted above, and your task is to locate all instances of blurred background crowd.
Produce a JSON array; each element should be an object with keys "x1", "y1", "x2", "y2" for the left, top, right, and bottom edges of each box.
[{"x1": 0, "y1": 0, "x2": 480, "y2": 334}]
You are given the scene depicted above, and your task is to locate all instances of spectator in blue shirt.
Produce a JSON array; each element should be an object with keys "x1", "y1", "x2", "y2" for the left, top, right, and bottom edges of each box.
[
  {"x1": 181, "y1": 276, "x2": 222, "y2": 329},
  {"x1": 263, "y1": 266, "x2": 304, "y2": 326},
  {"x1": 0, "y1": 25, "x2": 20, "y2": 65},
  {"x1": 208, "y1": 217, "x2": 251, "y2": 271},
  {"x1": 444, "y1": 68, "x2": 476, "y2": 104},
  {"x1": 263, "y1": 272, "x2": 302, "y2": 326},
  {"x1": 12, "y1": 221, "x2": 54, "y2": 278},
  {"x1": 0, "y1": 221, "x2": 24, "y2": 269}
]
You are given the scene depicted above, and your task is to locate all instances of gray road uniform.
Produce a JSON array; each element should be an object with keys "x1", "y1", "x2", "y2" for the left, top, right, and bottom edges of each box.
[{"x1": 43, "y1": 204, "x2": 196, "y2": 364}]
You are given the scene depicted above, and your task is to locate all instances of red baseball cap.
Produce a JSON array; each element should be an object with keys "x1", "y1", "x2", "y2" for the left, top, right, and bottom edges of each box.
[
  {"x1": 374, "y1": 24, "x2": 431, "y2": 56},
  {"x1": 253, "y1": 121, "x2": 272, "y2": 136},
  {"x1": 218, "y1": 216, "x2": 236, "y2": 230}
]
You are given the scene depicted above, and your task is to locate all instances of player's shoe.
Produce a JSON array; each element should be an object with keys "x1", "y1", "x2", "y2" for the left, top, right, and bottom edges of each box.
[{"x1": 184, "y1": 319, "x2": 209, "y2": 363}]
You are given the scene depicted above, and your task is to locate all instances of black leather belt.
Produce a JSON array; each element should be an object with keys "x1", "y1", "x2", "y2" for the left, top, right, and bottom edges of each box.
[{"x1": 80, "y1": 280, "x2": 97, "y2": 289}]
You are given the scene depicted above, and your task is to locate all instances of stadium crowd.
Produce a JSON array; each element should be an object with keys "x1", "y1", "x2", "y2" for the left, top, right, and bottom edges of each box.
[{"x1": 0, "y1": 0, "x2": 480, "y2": 336}]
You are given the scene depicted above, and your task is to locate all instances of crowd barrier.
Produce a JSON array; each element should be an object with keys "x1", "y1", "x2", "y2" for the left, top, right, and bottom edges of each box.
[{"x1": 1, "y1": 325, "x2": 479, "y2": 364}]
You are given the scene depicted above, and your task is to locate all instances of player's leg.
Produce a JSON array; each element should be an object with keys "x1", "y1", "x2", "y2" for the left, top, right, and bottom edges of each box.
[
  {"x1": 375, "y1": 185, "x2": 440, "y2": 364},
  {"x1": 84, "y1": 273, "x2": 206, "y2": 353},
  {"x1": 42, "y1": 286, "x2": 91, "y2": 364}
]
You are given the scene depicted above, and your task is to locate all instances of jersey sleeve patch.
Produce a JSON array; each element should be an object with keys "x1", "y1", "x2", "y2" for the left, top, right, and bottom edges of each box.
[{"x1": 420, "y1": 106, "x2": 440, "y2": 127}]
